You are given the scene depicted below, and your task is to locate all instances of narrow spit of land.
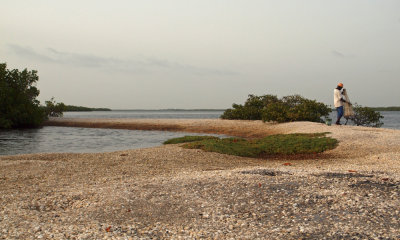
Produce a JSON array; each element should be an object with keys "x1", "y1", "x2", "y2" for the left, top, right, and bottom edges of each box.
[
  {"x1": 1, "y1": 119, "x2": 399, "y2": 239},
  {"x1": 44, "y1": 117, "x2": 285, "y2": 138}
]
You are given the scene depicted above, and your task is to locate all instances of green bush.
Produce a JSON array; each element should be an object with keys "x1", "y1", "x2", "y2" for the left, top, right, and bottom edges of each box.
[
  {"x1": 262, "y1": 95, "x2": 331, "y2": 123},
  {"x1": 349, "y1": 104, "x2": 384, "y2": 128},
  {"x1": 44, "y1": 97, "x2": 66, "y2": 117},
  {"x1": 0, "y1": 63, "x2": 46, "y2": 128},
  {"x1": 221, "y1": 94, "x2": 331, "y2": 123},
  {"x1": 220, "y1": 94, "x2": 279, "y2": 120},
  {"x1": 0, "y1": 63, "x2": 65, "y2": 129}
]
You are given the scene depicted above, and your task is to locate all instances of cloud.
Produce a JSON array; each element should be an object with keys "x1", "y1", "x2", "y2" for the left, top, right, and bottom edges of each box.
[
  {"x1": 331, "y1": 50, "x2": 355, "y2": 59},
  {"x1": 8, "y1": 44, "x2": 54, "y2": 62},
  {"x1": 7, "y1": 44, "x2": 239, "y2": 76},
  {"x1": 331, "y1": 50, "x2": 345, "y2": 58}
]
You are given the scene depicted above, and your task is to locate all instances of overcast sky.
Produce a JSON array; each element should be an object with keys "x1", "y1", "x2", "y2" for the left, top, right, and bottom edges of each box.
[{"x1": 1, "y1": 0, "x2": 399, "y2": 109}]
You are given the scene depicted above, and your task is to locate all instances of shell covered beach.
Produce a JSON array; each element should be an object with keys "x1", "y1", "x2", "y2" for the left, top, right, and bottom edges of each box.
[{"x1": 1, "y1": 119, "x2": 399, "y2": 239}]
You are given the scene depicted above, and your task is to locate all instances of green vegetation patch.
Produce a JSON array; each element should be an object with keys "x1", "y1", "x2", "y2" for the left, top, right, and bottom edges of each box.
[
  {"x1": 163, "y1": 136, "x2": 219, "y2": 144},
  {"x1": 164, "y1": 133, "x2": 338, "y2": 158}
]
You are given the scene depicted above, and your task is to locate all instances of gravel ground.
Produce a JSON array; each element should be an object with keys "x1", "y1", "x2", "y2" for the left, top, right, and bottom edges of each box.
[{"x1": 0, "y1": 120, "x2": 399, "y2": 239}]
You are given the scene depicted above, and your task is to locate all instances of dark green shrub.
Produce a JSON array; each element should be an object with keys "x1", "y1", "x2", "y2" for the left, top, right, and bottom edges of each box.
[
  {"x1": 221, "y1": 93, "x2": 330, "y2": 123},
  {"x1": 220, "y1": 104, "x2": 248, "y2": 120},
  {"x1": 221, "y1": 94, "x2": 279, "y2": 120},
  {"x1": 0, "y1": 63, "x2": 65, "y2": 128},
  {"x1": 261, "y1": 100, "x2": 289, "y2": 123},
  {"x1": 263, "y1": 95, "x2": 331, "y2": 123},
  {"x1": 44, "y1": 97, "x2": 66, "y2": 117},
  {"x1": 349, "y1": 104, "x2": 384, "y2": 128},
  {"x1": 0, "y1": 63, "x2": 46, "y2": 128}
]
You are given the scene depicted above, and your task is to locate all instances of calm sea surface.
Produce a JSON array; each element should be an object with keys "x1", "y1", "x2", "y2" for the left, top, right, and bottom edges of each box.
[
  {"x1": 328, "y1": 111, "x2": 400, "y2": 129},
  {"x1": 63, "y1": 110, "x2": 224, "y2": 119},
  {"x1": 0, "y1": 110, "x2": 399, "y2": 156}
]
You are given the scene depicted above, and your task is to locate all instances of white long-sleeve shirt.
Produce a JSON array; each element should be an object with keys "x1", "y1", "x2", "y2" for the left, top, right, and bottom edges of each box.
[{"x1": 334, "y1": 88, "x2": 344, "y2": 107}]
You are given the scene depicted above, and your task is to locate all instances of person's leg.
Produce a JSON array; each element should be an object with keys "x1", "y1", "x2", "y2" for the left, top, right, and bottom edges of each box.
[{"x1": 336, "y1": 106, "x2": 343, "y2": 125}]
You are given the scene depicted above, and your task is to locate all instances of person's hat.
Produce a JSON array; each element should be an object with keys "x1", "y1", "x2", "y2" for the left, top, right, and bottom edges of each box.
[{"x1": 337, "y1": 83, "x2": 344, "y2": 87}]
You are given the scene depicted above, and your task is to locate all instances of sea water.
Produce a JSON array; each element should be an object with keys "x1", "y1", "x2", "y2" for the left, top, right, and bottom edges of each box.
[
  {"x1": 1, "y1": 110, "x2": 399, "y2": 156},
  {"x1": 63, "y1": 110, "x2": 223, "y2": 119},
  {"x1": 328, "y1": 111, "x2": 400, "y2": 129},
  {"x1": 0, "y1": 127, "x2": 223, "y2": 156}
]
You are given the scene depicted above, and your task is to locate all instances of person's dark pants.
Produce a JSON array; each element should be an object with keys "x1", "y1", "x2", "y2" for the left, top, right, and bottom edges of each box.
[{"x1": 336, "y1": 106, "x2": 344, "y2": 124}]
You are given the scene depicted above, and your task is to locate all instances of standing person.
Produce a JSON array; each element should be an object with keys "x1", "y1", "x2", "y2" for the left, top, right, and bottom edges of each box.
[{"x1": 333, "y1": 83, "x2": 348, "y2": 125}]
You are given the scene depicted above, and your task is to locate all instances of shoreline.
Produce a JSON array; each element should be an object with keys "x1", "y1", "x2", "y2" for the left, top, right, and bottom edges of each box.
[
  {"x1": 1, "y1": 119, "x2": 399, "y2": 238},
  {"x1": 44, "y1": 118, "x2": 283, "y2": 138},
  {"x1": 45, "y1": 117, "x2": 400, "y2": 137}
]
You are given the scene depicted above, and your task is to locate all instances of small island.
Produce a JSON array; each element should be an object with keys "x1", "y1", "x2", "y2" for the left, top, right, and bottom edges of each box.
[
  {"x1": 371, "y1": 106, "x2": 400, "y2": 111},
  {"x1": 64, "y1": 105, "x2": 112, "y2": 112}
]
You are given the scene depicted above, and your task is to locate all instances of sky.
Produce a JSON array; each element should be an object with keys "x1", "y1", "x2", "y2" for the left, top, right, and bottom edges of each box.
[{"x1": 1, "y1": 0, "x2": 399, "y2": 109}]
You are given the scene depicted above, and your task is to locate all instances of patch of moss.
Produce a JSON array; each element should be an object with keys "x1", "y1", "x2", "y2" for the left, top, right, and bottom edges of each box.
[
  {"x1": 164, "y1": 133, "x2": 338, "y2": 158},
  {"x1": 163, "y1": 136, "x2": 219, "y2": 145}
]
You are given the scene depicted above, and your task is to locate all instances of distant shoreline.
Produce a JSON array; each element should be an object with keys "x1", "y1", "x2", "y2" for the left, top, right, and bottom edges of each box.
[
  {"x1": 66, "y1": 108, "x2": 400, "y2": 112},
  {"x1": 370, "y1": 107, "x2": 400, "y2": 111},
  {"x1": 64, "y1": 105, "x2": 112, "y2": 112},
  {"x1": 109, "y1": 109, "x2": 226, "y2": 111}
]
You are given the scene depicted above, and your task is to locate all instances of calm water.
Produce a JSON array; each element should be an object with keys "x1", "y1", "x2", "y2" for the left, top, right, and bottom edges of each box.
[
  {"x1": 328, "y1": 111, "x2": 400, "y2": 129},
  {"x1": 63, "y1": 110, "x2": 224, "y2": 119},
  {"x1": 64, "y1": 110, "x2": 400, "y2": 130},
  {"x1": 0, "y1": 127, "x2": 223, "y2": 156},
  {"x1": 0, "y1": 110, "x2": 399, "y2": 156}
]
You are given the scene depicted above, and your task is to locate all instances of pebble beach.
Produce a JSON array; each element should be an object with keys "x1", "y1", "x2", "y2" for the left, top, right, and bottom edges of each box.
[{"x1": 1, "y1": 119, "x2": 399, "y2": 239}]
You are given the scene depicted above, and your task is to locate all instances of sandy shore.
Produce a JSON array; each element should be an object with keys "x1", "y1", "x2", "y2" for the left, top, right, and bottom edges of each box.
[{"x1": 1, "y1": 119, "x2": 399, "y2": 239}]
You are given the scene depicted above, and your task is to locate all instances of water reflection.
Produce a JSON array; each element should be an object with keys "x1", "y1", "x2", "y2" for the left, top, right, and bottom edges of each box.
[
  {"x1": 0, "y1": 128, "x2": 43, "y2": 155},
  {"x1": 0, "y1": 126, "x2": 223, "y2": 156}
]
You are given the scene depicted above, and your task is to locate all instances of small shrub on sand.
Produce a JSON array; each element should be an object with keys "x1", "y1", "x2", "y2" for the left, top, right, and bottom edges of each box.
[
  {"x1": 220, "y1": 94, "x2": 331, "y2": 123},
  {"x1": 163, "y1": 136, "x2": 219, "y2": 145},
  {"x1": 349, "y1": 104, "x2": 384, "y2": 128},
  {"x1": 165, "y1": 133, "x2": 338, "y2": 158}
]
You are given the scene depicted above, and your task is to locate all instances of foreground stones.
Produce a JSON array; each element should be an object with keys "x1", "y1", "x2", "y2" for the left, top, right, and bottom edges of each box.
[{"x1": 1, "y1": 165, "x2": 398, "y2": 239}]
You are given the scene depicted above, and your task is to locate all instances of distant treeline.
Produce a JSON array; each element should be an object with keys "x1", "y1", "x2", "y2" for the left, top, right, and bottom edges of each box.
[
  {"x1": 370, "y1": 107, "x2": 400, "y2": 111},
  {"x1": 156, "y1": 109, "x2": 225, "y2": 111},
  {"x1": 65, "y1": 105, "x2": 111, "y2": 112}
]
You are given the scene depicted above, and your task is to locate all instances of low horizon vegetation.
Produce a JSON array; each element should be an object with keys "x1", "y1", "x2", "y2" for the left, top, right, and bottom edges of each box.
[
  {"x1": 64, "y1": 105, "x2": 111, "y2": 112},
  {"x1": 164, "y1": 133, "x2": 338, "y2": 158},
  {"x1": 370, "y1": 106, "x2": 400, "y2": 111}
]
